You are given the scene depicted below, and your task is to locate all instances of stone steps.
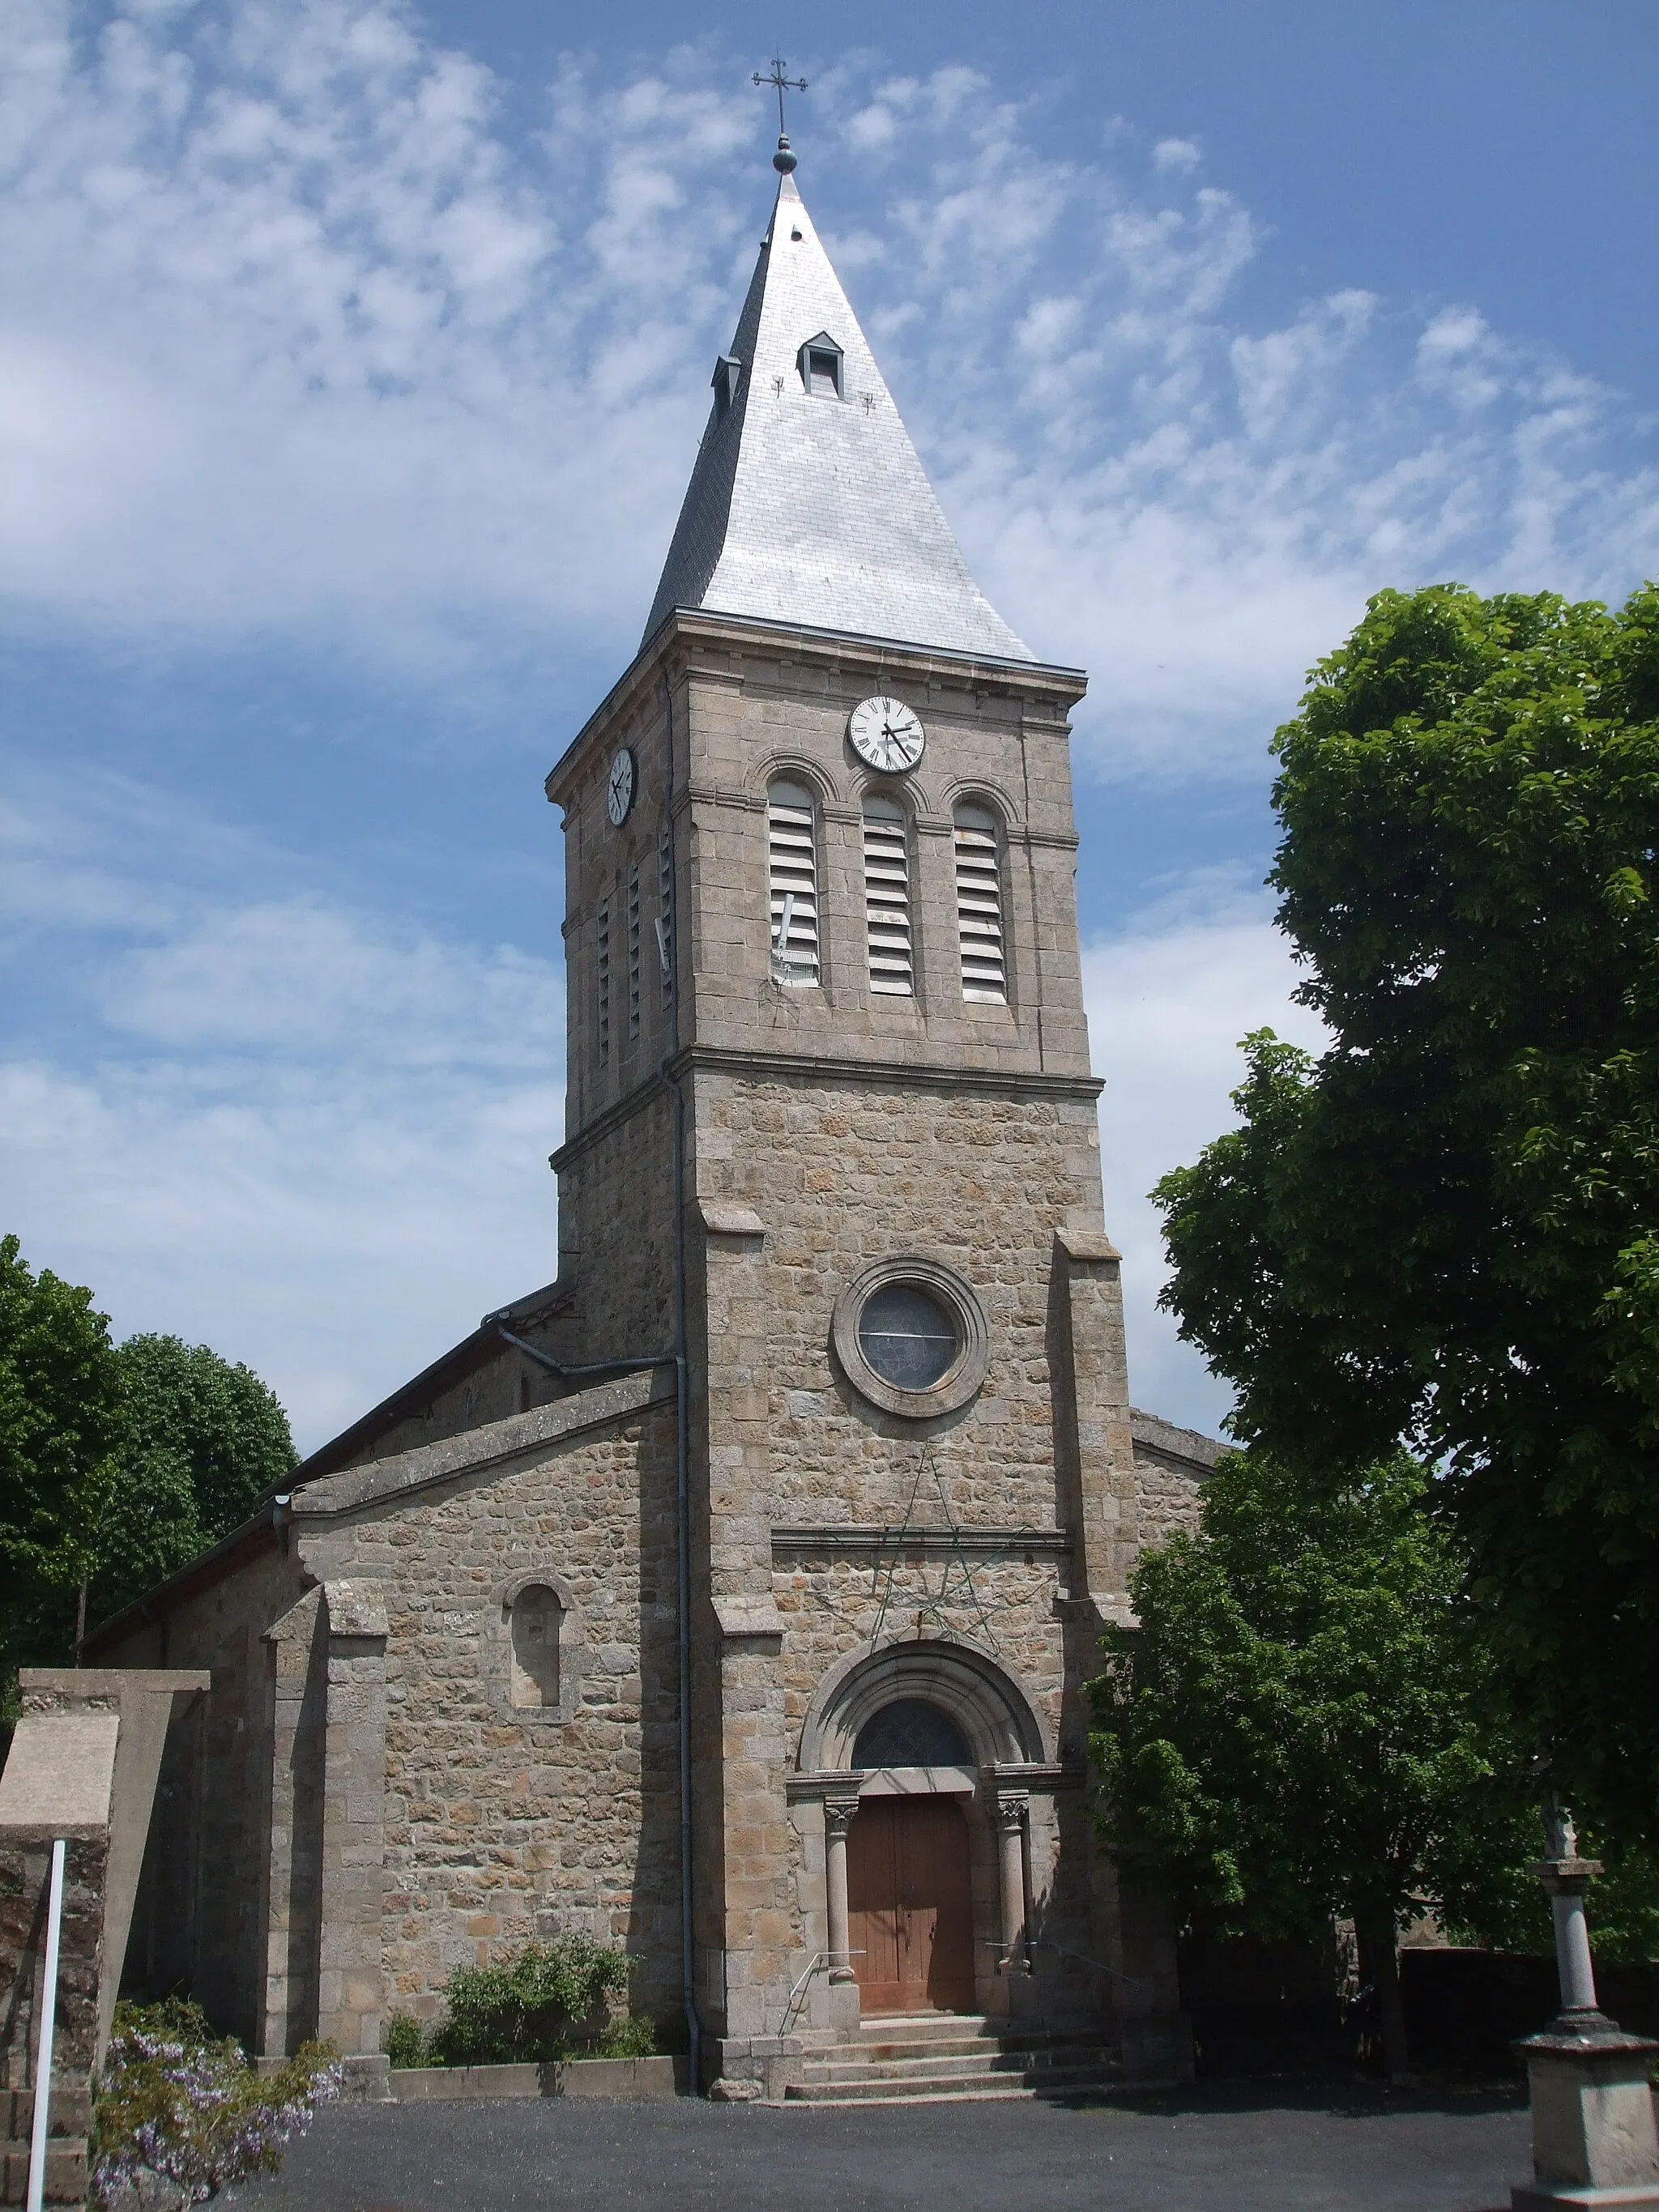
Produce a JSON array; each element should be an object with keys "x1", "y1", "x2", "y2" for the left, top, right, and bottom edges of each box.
[{"x1": 785, "y1": 2014, "x2": 1121, "y2": 2108}]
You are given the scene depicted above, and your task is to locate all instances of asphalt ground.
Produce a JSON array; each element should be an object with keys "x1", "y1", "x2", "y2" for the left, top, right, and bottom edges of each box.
[{"x1": 227, "y1": 2080, "x2": 1532, "y2": 2212}]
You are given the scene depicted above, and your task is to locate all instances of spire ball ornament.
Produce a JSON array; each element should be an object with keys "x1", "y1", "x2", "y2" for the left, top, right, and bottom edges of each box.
[{"x1": 773, "y1": 133, "x2": 797, "y2": 175}]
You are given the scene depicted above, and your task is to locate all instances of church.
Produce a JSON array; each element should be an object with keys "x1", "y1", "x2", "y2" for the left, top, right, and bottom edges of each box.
[{"x1": 87, "y1": 130, "x2": 1221, "y2": 2103}]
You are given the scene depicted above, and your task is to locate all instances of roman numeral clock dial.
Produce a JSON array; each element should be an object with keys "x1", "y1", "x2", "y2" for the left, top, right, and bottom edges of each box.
[{"x1": 848, "y1": 696, "x2": 925, "y2": 774}]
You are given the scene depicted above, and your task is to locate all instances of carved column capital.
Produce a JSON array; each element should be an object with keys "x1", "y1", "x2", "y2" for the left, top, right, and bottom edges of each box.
[
  {"x1": 823, "y1": 1796, "x2": 861, "y2": 1840},
  {"x1": 995, "y1": 1791, "x2": 1030, "y2": 1835}
]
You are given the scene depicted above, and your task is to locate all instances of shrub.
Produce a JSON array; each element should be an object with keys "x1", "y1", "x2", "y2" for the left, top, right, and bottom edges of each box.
[
  {"x1": 382, "y1": 2012, "x2": 429, "y2": 2069},
  {"x1": 91, "y1": 1999, "x2": 339, "y2": 2207},
  {"x1": 595, "y1": 2015, "x2": 658, "y2": 2060},
  {"x1": 426, "y1": 1936, "x2": 632, "y2": 2066}
]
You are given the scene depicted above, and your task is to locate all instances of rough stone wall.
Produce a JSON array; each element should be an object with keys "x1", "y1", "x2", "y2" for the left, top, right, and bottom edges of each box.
[
  {"x1": 302, "y1": 1404, "x2": 683, "y2": 2033},
  {"x1": 696, "y1": 1073, "x2": 1111, "y2": 1536},
  {"x1": 552, "y1": 1086, "x2": 680, "y2": 1375},
  {"x1": 1132, "y1": 1450, "x2": 1210, "y2": 1550},
  {"x1": 0, "y1": 1835, "x2": 105, "y2": 2091},
  {"x1": 663, "y1": 632, "x2": 1091, "y2": 1080}
]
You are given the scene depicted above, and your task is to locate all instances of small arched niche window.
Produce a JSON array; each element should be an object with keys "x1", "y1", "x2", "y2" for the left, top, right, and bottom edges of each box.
[
  {"x1": 509, "y1": 1585, "x2": 563, "y2": 1709},
  {"x1": 767, "y1": 778, "x2": 821, "y2": 987},
  {"x1": 953, "y1": 802, "x2": 1007, "y2": 1003},
  {"x1": 798, "y1": 330, "x2": 843, "y2": 399},
  {"x1": 853, "y1": 1698, "x2": 973, "y2": 1769}
]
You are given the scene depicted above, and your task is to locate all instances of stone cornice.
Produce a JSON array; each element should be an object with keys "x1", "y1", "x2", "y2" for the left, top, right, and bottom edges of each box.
[
  {"x1": 674, "y1": 1044, "x2": 1102, "y2": 1102},
  {"x1": 771, "y1": 1526, "x2": 1071, "y2": 1560},
  {"x1": 544, "y1": 609, "x2": 1087, "y2": 808}
]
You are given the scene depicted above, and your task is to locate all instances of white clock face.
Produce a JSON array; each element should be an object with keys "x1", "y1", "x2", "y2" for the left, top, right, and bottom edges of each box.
[
  {"x1": 606, "y1": 748, "x2": 635, "y2": 827},
  {"x1": 848, "y1": 696, "x2": 925, "y2": 774}
]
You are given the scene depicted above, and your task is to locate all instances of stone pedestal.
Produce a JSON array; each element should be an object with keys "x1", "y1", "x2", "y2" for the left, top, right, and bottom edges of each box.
[{"x1": 1512, "y1": 2016, "x2": 1659, "y2": 2211}]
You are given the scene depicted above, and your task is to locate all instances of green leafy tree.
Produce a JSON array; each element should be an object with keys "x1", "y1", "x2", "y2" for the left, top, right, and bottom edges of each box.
[
  {"x1": 0, "y1": 1235, "x2": 125, "y2": 1688},
  {"x1": 91, "y1": 1334, "x2": 296, "y2": 1625},
  {"x1": 1090, "y1": 1451, "x2": 1537, "y2": 2078},
  {"x1": 1154, "y1": 581, "x2": 1659, "y2": 1834},
  {"x1": 1, "y1": 1243, "x2": 296, "y2": 1702}
]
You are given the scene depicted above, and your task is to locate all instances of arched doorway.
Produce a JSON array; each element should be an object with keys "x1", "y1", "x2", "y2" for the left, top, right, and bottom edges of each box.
[
  {"x1": 845, "y1": 1698, "x2": 976, "y2": 2014},
  {"x1": 798, "y1": 1642, "x2": 1053, "y2": 2020}
]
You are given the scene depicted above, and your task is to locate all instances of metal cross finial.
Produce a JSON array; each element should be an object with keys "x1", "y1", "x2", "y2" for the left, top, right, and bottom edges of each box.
[
  {"x1": 754, "y1": 53, "x2": 807, "y2": 171},
  {"x1": 753, "y1": 53, "x2": 808, "y2": 136}
]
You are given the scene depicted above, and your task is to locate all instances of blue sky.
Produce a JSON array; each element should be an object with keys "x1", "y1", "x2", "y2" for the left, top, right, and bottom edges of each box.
[{"x1": 2, "y1": 0, "x2": 1656, "y2": 1451}]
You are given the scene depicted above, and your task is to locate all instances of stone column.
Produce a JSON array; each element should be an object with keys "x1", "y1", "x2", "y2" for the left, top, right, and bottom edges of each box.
[
  {"x1": 1048, "y1": 1227, "x2": 1138, "y2": 1616},
  {"x1": 259, "y1": 1589, "x2": 326, "y2": 2057},
  {"x1": 996, "y1": 1792, "x2": 1030, "y2": 1975},
  {"x1": 823, "y1": 1798, "x2": 859, "y2": 1985},
  {"x1": 315, "y1": 1580, "x2": 390, "y2": 2091},
  {"x1": 689, "y1": 1188, "x2": 798, "y2": 2096},
  {"x1": 1512, "y1": 1807, "x2": 1659, "y2": 2211}
]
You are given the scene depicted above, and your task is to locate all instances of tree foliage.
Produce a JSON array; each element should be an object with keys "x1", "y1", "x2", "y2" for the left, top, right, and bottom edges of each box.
[
  {"x1": 0, "y1": 1241, "x2": 296, "y2": 1698},
  {"x1": 1090, "y1": 1451, "x2": 1533, "y2": 2070},
  {"x1": 0, "y1": 1233, "x2": 124, "y2": 1597},
  {"x1": 1154, "y1": 581, "x2": 1659, "y2": 1833},
  {"x1": 93, "y1": 1334, "x2": 296, "y2": 1624}
]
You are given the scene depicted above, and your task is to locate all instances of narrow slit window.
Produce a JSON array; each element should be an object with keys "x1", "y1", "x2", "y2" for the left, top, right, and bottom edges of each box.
[
  {"x1": 767, "y1": 778, "x2": 820, "y2": 987},
  {"x1": 954, "y1": 803, "x2": 1007, "y2": 1003},
  {"x1": 626, "y1": 863, "x2": 642, "y2": 1040},
  {"x1": 863, "y1": 796, "x2": 914, "y2": 997},
  {"x1": 657, "y1": 827, "x2": 674, "y2": 1007},
  {"x1": 596, "y1": 897, "x2": 612, "y2": 1060}
]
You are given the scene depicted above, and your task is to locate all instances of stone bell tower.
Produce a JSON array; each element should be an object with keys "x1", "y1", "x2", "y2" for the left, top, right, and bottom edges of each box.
[{"x1": 544, "y1": 141, "x2": 1183, "y2": 2095}]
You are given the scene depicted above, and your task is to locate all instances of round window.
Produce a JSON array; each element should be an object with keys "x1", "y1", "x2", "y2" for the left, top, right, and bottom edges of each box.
[
  {"x1": 830, "y1": 1257, "x2": 989, "y2": 1418},
  {"x1": 857, "y1": 1282, "x2": 960, "y2": 1392}
]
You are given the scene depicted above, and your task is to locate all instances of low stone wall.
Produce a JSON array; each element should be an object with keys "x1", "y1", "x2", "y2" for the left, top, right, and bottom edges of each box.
[
  {"x1": 0, "y1": 1671, "x2": 210, "y2": 2210},
  {"x1": 390, "y1": 2056, "x2": 685, "y2": 2101}
]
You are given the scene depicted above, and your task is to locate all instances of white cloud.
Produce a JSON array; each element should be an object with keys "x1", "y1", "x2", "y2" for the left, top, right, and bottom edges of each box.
[
  {"x1": 0, "y1": 15, "x2": 1649, "y2": 771},
  {"x1": 1084, "y1": 883, "x2": 1328, "y2": 1436},
  {"x1": 1152, "y1": 137, "x2": 1202, "y2": 174},
  {"x1": 3, "y1": 11, "x2": 1657, "y2": 1453},
  {"x1": 2, "y1": 1043, "x2": 562, "y2": 1452},
  {"x1": 0, "y1": 766, "x2": 565, "y2": 1451}
]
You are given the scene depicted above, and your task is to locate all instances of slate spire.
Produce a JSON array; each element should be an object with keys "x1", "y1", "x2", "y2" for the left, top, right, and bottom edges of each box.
[{"x1": 642, "y1": 168, "x2": 1031, "y2": 662}]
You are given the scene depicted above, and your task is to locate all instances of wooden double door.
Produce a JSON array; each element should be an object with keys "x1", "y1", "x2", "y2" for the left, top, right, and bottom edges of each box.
[{"x1": 847, "y1": 1796, "x2": 975, "y2": 2014}]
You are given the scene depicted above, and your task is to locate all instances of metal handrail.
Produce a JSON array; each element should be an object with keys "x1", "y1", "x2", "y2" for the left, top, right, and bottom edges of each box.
[{"x1": 779, "y1": 1950, "x2": 830, "y2": 2037}]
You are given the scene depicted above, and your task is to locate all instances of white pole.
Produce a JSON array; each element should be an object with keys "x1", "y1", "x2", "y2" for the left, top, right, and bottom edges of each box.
[{"x1": 27, "y1": 1838, "x2": 67, "y2": 2212}]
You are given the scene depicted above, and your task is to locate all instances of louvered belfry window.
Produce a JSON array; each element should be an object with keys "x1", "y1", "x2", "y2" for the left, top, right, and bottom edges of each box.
[
  {"x1": 863, "y1": 796, "x2": 914, "y2": 996},
  {"x1": 596, "y1": 897, "x2": 612, "y2": 1059},
  {"x1": 954, "y1": 802, "x2": 1007, "y2": 1002},
  {"x1": 626, "y1": 863, "x2": 642, "y2": 1039},
  {"x1": 767, "y1": 778, "x2": 820, "y2": 987},
  {"x1": 658, "y1": 828, "x2": 674, "y2": 1007}
]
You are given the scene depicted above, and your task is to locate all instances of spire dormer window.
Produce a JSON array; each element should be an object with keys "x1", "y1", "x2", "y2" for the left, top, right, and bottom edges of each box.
[
  {"x1": 798, "y1": 331, "x2": 843, "y2": 399},
  {"x1": 712, "y1": 354, "x2": 743, "y2": 418}
]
